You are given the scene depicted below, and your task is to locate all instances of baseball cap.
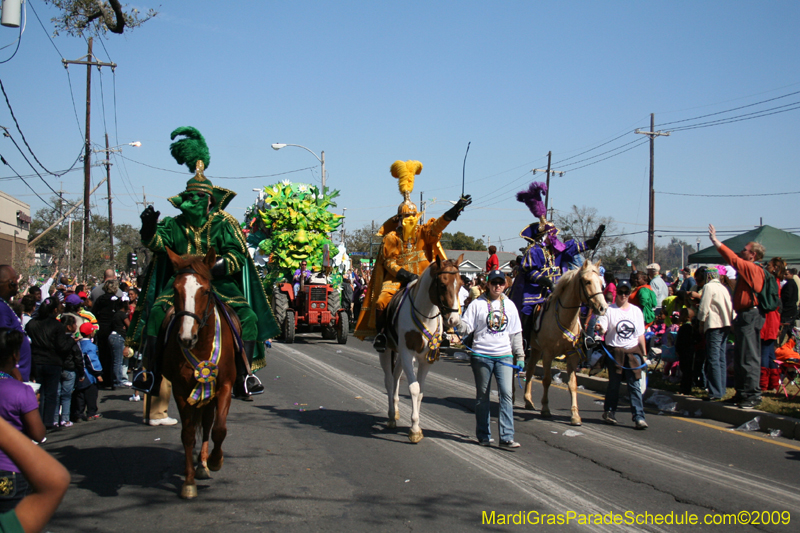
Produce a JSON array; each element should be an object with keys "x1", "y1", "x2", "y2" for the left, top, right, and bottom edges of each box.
[
  {"x1": 65, "y1": 294, "x2": 83, "y2": 306},
  {"x1": 79, "y1": 322, "x2": 99, "y2": 336},
  {"x1": 646, "y1": 263, "x2": 660, "y2": 271},
  {"x1": 487, "y1": 270, "x2": 505, "y2": 283},
  {"x1": 617, "y1": 280, "x2": 632, "y2": 293},
  {"x1": 78, "y1": 291, "x2": 89, "y2": 299}
]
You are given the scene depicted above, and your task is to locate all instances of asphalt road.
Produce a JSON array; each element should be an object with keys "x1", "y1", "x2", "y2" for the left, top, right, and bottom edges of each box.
[{"x1": 42, "y1": 334, "x2": 800, "y2": 532}]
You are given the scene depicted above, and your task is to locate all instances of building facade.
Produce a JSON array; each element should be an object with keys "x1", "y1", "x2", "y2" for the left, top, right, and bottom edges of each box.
[{"x1": 0, "y1": 190, "x2": 31, "y2": 266}]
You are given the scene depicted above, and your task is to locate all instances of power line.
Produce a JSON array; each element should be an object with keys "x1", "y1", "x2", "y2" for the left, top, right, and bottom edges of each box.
[
  {"x1": 657, "y1": 190, "x2": 800, "y2": 198},
  {"x1": 118, "y1": 154, "x2": 318, "y2": 179},
  {"x1": 0, "y1": 152, "x2": 54, "y2": 209},
  {"x1": 668, "y1": 100, "x2": 800, "y2": 132},
  {"x1": 0, "y1": 5, "x2": 24, "y2": 64},
  {"x1": 655, "y1": 89, "x2": 800, "y2": 128}
]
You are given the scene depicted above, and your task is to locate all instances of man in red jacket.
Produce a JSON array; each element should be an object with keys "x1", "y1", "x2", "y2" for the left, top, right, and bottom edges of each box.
[{"x1": 708, "y1": 224, "x2": 765, "y2": 409}]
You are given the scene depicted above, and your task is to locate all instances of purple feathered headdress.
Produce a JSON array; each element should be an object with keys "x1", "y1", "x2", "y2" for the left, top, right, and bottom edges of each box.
[{"x1": 516, "y1": 181, "x2": 548, "y2": 217}]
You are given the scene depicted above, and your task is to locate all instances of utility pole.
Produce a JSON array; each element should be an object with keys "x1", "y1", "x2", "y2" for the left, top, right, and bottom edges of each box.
[
  {"x1": 63, "y1": 37, "x2": 116, "y2": 278},
  {"x1": 532, "y1": 151, "x2": 565, "y2": 212},
  {"x1": 635, "y1": 114, "x2": 670, "y2": 264},
  {"x1": 419, "y1": 191, "x2": 425, "y2": 219},
  {"x1": 105, "y1": 133, "x2": 114, "y2": 265}
]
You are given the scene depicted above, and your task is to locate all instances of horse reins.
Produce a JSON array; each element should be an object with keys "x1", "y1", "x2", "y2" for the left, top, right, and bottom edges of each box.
[{"x1": 408, "y1": 268, "x2": 461, "y2": 320}]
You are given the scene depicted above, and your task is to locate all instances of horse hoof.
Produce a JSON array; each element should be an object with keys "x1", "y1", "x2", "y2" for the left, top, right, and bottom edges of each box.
[
  {"x1": 524, "y1": 401, "x2": 536, "y2": 411},
  {"x1": 195, "y1": 465, "x2": 211, "y2": 480},
  {"x1": 180, "y1": 484, "x2": 198, "y2": 499},
  {"x1": 394, "y1": 411, "x2": 400, "y2": 421},
  {"x1": 570, "y1": 418, "x2": 582, "y2": 426},
  {"x1": 208, "y1": 455, "x2": 224, "y2": 472},
  {"x1": 387, "y1": 419, "x2": 397, "y2": 429},
  {"x1": 408, "y1": 430, "x2": 423, "y2": 444},
  {"x1": 541, "y1": 410, "x2": 552, "y2": 419}
]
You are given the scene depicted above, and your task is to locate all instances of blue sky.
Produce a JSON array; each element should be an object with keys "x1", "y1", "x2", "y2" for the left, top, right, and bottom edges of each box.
[{"x1": 1, "y1": 1, "x2": 798, "y2": 255}]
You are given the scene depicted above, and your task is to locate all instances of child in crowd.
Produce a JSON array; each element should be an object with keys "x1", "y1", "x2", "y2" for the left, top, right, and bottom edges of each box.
[
  {"x1": 73, "y1": 323, "x2": 103, "y2": 422},
  {"x1": 0, "y1": 328, "x2": 47, "y2": 512},
  {"x1": 57, "y1": 316, "x2": 84, "y2": 428}
]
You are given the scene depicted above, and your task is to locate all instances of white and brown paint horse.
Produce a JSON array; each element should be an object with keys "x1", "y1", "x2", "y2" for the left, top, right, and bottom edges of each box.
[
  {"x1": 381, "y1": 254, "x2": 464, "y2": 443},
  {"x1": 523, "y1": 260, "x2": 607, "y2": 426}
]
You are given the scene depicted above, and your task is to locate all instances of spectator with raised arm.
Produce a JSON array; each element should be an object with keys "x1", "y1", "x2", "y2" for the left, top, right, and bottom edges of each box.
[{"x1": 707, "y1": 224, "x2": 765, "y2": 410}]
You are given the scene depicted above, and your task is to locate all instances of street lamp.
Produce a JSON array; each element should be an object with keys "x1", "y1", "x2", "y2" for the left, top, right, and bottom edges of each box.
[{"x1": 271, "y1": 143, "x2": 326, "y2": 191}]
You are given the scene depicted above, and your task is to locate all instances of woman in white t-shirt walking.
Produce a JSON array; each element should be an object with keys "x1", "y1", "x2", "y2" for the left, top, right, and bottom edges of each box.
[
  {"x1": 460, "y1": 270, "x2": 525, "y2": 448},
  {"x1": 596, "y1": 280, "x2": 649, "y2": 429}
]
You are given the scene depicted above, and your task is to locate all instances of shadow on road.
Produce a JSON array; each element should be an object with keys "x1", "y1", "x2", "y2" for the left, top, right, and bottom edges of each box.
[{"x1": 256, "y1": 404, "x2": 474, "y2": 445}]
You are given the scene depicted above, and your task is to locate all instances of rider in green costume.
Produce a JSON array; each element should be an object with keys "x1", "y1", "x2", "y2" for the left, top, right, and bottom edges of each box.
[{"x1": 128, "y1": 127, "x2": 280, "y2": 398}]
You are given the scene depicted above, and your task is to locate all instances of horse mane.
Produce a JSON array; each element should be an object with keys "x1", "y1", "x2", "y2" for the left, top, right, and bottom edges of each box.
[
  {"x1": 550, "y1": 269, "x2": 579, "y2": 300},
  {"x1": 173, "y1": 253, "x2": 212, "y2": 281}
]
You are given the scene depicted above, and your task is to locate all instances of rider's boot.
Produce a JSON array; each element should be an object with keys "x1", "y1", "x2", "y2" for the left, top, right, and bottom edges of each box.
[
  {"x1": 132, "y1": 336, "x2": 162, "y2": 394},
  {"x1": 373, "y1": 310, "x2": 387, "y2": 353},
  {"x1": 234, "y1": 341, "x2": 264, "y2": 399}
]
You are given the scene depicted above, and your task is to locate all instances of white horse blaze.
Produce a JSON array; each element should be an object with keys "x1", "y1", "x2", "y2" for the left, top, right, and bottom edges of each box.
[{"x1": 180, "y1": 275, "x2": 202, "y2": 342}]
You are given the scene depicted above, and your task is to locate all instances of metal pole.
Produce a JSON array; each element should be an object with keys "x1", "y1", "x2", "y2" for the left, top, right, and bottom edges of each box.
[
  {"x1": 82, "y1": 37, "x2": 93, "y2": 280},
  {"x1": 320, "y1": 150, "x2": 326, "y2": 192},
  {"x1": 648, "y1": 113, "x2": 655, "y2": 264},
  {"x1": 544, "y1": 151, "x2": 552, "y2": 211},
  {"x1": 106, "y1": 133, "x2": 114, "y2": 265}
]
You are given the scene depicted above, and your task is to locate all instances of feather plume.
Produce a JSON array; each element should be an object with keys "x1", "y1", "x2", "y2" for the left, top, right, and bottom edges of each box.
[
  {"x1": 516, "y1": 181, "x2": 547, "y2": 217},
  {"x1": 170, "y1": 126, "x2": 210, "y2": 173},
  {"x1": 390, "y1": 160, "x2": 423, "y2": 195}
]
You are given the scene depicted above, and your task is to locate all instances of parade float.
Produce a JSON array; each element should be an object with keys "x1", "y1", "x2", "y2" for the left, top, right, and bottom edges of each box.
[{"x1": 243, "y1": 181, "x2": 349, "y2": 343}]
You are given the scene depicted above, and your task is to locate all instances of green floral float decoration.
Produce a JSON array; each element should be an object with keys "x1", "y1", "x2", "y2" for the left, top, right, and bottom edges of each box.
[{"x1": 243, "y1": 180, "x2": 344, "y2": 289}]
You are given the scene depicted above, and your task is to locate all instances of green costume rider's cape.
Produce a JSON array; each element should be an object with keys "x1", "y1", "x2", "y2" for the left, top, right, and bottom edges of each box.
[{"x1": 126, "y1": 184, "x2": 279, "y2": 371}]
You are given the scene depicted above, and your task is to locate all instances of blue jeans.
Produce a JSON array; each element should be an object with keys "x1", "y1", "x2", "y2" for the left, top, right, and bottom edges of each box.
[
  {"x1": 36, "y1": 364, "x2": 62, "y2": 428},
  {"x1": 604, "y1": 360, "x2": 645, "y2": 422},
  {"x1": 470, "y1": 355, "x2": 514, "y2": 443},
  {"x1": 704, "y1": 328, "x2": 729, "y2": 399},
  {"x1": 108, "y1": 333, "x2": 127, "y2": 385},
  {"x1": 57, "y1": 370, "x2": 76, "y2": 425}
]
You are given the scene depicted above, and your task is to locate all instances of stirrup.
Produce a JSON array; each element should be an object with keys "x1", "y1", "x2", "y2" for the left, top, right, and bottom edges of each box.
[
  {"x1": 244, "y1": 374, "x2": 264, "y2": 396},
  {"x1": 132, "y1": 370, "x2": 157, "y2": 394},
  {"x1": 373, "y1": 333, "x2": 387, "y2": 353}
]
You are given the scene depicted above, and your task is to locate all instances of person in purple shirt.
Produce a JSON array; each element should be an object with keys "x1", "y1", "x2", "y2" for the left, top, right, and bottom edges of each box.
[
  {"x1": 0, "y1": 328, "x2": 46, "y2": 511},
  {"x1": 0, "y1": 266, "x2": 31, "y2": 381}
]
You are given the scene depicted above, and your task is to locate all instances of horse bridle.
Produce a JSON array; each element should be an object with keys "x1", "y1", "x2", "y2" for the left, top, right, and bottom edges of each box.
[
  {"x1": 557, "y1": 273, "x2": 604, "y2": 311},
  {"x1": 173, "y1": 267, "x2": 215, "y2": 330},
  {"x1": 409, "y1": 269, "x2": 461, "y2": 319}
]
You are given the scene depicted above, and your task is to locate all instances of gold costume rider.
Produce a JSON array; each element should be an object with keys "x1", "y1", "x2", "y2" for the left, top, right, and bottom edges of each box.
[{"x1": 355, "y1": 159, "x2": 471, "y2": 351}]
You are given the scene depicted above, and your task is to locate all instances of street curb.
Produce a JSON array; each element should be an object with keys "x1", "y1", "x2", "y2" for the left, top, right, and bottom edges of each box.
[{"x1": 529, "y1": 365, "x2": 800, "y2": 441}]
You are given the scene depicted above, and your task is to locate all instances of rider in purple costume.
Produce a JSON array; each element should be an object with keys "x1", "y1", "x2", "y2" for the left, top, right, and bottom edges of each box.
[{"x1": 510, "y1": 182, "x2": 605, "y2": 341}]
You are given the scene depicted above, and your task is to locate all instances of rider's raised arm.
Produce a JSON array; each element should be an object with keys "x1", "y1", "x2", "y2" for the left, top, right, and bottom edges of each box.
[{"x1": 142, "y1": 216, "x2": 177, "y2": 253}]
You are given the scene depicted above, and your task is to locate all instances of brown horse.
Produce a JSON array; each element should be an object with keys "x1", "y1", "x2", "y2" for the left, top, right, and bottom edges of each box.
[
  {"x1": 523, "y1": 260, "x2": 607, "y2": 426},
  {"x1": 163, "y1": 248, "x2": 237, "y2": 499}
]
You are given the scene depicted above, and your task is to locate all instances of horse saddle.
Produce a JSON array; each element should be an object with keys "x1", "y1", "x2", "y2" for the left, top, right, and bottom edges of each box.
[
  {"x1": 384, "y1": 279, "x2": 418, "y2": 348},
  {"x1": 531, "y1": 300, "x2": 549, "y2": 334}
]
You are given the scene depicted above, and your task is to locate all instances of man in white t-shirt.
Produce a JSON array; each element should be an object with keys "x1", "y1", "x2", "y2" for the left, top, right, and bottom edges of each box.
[
  {"x1": 596, "y1": 279, "x2": 648, "y2": 429},
  {"x1": 460, "y1": 270, "x2": 525, "y2": 448}
]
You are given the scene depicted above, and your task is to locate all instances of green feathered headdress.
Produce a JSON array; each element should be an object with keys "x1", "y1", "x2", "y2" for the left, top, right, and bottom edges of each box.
[{"x1": 167, "y1": 126, "x2": 236, "y2": 210}]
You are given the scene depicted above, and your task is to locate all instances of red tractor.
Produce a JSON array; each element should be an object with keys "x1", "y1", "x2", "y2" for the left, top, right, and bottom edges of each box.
[{"x1": 272, "y1": 273, "x2": 348, "y2": 344}]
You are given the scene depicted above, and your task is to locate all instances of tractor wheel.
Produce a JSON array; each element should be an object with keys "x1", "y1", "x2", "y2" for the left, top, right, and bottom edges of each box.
[
  {"x1": 327, "y1": 287, "x2": 341, "y2": 314},
  {"x1": 273, "y1": 285, "x2": 289, "y2": 337},
  {"x1": 283, "y1": 310, "x2": 295, "y2": 344},
  {"x1": 336, "y1": 310, "x2": 348, "y2": 344},
  {"x1": 321, "y1": 326, "x2": 335, "y2": 340}
]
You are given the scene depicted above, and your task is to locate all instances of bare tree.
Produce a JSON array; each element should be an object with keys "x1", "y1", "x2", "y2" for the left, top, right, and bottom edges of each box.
[
  {"x1": 44, "y1": 0, "x2": 157, "y2": 37},
  {"x1": 553, "y1": 204, "x2": 621, "y2": 260}
]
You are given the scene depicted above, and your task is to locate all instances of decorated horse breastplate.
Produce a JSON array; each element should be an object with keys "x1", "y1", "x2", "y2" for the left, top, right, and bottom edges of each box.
[{"x1": 180, "y1": 308, "x2": 223, "y2": 406}]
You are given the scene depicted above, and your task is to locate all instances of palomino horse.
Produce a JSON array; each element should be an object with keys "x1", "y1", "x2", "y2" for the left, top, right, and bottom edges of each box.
[
  {"x1": 523, "y1": 260, "x2": 607, "y2": 426},
  {"x1": 380, "y1": 254, "x2": 464, "y2": 443},
  {"x1": 163, "y1": 248, "x2": 238, "y2": 499}
]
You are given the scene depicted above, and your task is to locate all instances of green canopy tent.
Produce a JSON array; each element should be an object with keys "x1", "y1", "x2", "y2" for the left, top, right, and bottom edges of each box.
[{"x1": 688, "y1": 225, "x2": 800, "y2": 264}]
